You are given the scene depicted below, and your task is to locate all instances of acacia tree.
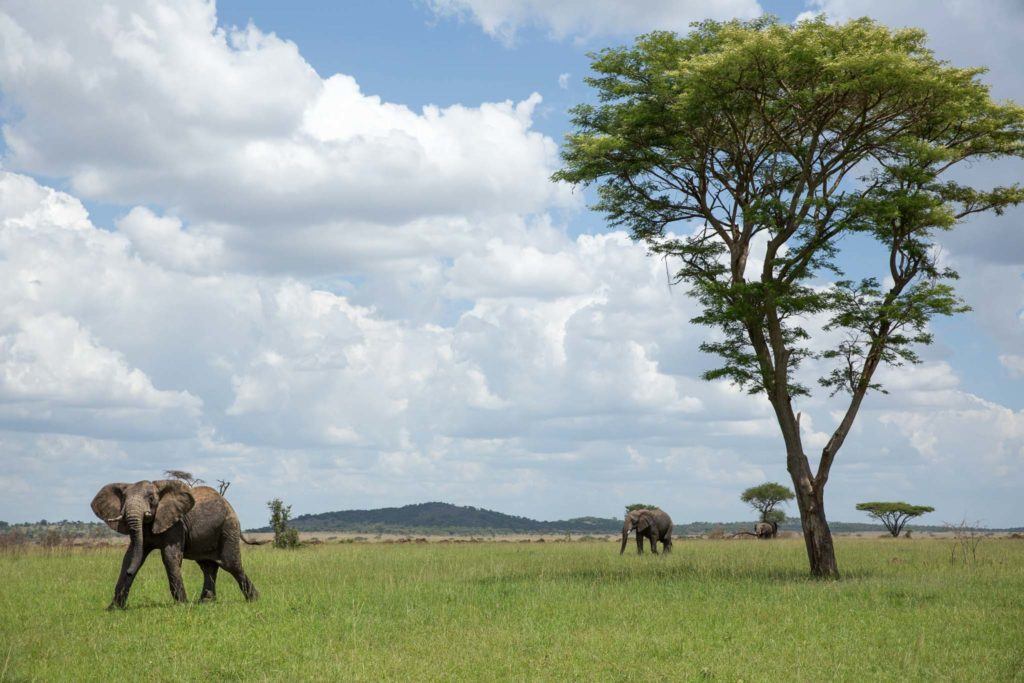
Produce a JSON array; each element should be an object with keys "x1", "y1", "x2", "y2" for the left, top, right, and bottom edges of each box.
[
  {"x1": 856, "y1": 502, "x2": 933, "y2": 537},
  {"x1": 164, "y1": 470, "x2": 203, "y2": 487},
  {"x1": 555, "y1": 17, "x2": 1024, "y2": 577},
  {"x1": 741, "y1": 482, "x2": 795, "y2": 522}
]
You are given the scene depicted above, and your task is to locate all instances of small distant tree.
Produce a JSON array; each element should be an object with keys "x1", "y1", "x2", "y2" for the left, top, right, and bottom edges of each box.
[
  {"x1": 267, "y1": 498, "x2": 300, "y2": 549},
  {"x1": 741, "y1": 483, "x2": 795, "y2": 522},
  {"x1": 625, "y1": 503, "x2": 660, "y2": 512},
  {"x1": 856, "y1": 502, "x2": 934, "y2": 537},
  {"x1": 216, "y1": 479, "x2": 231, "y2": 496},
  {"x1": 164, "y1": 470, "x2": 204, "y2": 487}
]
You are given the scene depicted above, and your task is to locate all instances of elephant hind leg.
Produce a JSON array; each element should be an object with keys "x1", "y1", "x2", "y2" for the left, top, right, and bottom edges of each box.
[
  {"x1": 219, "y1": 525, "x2": 258, "y2": 601},
  {"x1": 198, "y1": 560, "x2": 219, "y2": 602},
  {"x1": 225, "y1": 564, "x2": 258, "y2": 601}
]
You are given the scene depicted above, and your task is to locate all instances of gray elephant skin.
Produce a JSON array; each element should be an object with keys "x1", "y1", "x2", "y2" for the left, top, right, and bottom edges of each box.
[
  {"x1": 755, "y1": 521, "x2": 778, "y2": 539},
  {"x1": 620, "y1": 508, "x2": 673, "y2": 554},
  {"x1": 91, "y1": 480, "x2": 264, "y2": 609}
]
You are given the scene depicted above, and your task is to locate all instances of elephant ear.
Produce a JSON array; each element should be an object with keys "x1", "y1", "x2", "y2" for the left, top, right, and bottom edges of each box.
[
  {"x1": 152, "y1": 480, "x2": 196, "y2": 534},
  {"x1": 636, "y1": 511, "x2": 653, "y2": 532},
  {"x1": 91, "y1": 483, "x2": 130, "y2": 534}
]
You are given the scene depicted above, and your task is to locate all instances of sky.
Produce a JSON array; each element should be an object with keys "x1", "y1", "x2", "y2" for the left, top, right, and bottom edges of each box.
[{"x1": 0, "y1": 0, "x2": 1021, "y2": 529}]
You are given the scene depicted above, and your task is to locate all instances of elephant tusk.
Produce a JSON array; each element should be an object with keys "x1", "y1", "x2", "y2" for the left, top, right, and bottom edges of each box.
[{"x1": 105, "y1": 515, "x2": 123, "y2": 522}]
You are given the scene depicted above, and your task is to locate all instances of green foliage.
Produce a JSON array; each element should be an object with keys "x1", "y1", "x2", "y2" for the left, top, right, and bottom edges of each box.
[
  {"x1": 740, "y1": 483, "x2": 795, "y2": 521},
  {"x1": 2, "y1": 540, "x2": 1022, "y2": 679},
  {"x1": 555, "y1": 15, "x2": 1024, "y2": 404},
  {"x1": 164, "y1": 470, "x2": 203, "y2": 487},
  {"x1": 763, "y1": 509, "x2": 788, "y2": 525},
  {"x1": 856, "y1": 502, "x2": 935, "y2": 537},
  {"x1": 625, "y1": 503, "x2": 660, "y2": 512},
  {"x1": 267, "y1": 498, "x2": 300, "y2": 549}
]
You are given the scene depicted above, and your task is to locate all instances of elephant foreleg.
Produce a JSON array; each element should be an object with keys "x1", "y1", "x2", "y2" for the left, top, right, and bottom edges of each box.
[
  {"x1": 109, "y1": 543, "x2": 151, "y2": 610},
  {"x1": 160, "y1": 546, "x2": 188, "y2": 603},
  {"x1": 636, "y1": 534, "x2": 644, "y2": 555},
  {"x1": 198, "y1": 560, "x2": 219, "y2": 602}
]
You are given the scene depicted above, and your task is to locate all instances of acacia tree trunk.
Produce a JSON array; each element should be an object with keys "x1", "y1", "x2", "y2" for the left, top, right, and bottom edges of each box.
[
  {"x1": 791, "y1": 472, "x2": 838, "y2": 578},
  {"x1": 774, "y1": 396, "x2": 840, "y2": 578}
]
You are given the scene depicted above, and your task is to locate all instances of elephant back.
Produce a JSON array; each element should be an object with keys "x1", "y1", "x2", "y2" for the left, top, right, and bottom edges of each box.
[
  {"x1": 183, "y1": 486, "x2": 231, "y2": 528},
  {"x1": 650, "y1": 508, "x2": 673, "y2": 528}
]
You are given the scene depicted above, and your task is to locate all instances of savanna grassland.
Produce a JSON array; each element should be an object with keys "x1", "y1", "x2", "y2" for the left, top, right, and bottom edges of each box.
[{"x1": 1, "y1": 538, "x2": 1022, "y2": 681}]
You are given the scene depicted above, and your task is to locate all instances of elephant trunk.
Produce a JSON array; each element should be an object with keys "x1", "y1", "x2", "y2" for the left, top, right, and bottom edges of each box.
[
  {"x1": 620, "y1": 523, "x2": 630, "y2": 555},
  {"x1": 124, "y1": 498, "x2": 146, "y2": 576}
]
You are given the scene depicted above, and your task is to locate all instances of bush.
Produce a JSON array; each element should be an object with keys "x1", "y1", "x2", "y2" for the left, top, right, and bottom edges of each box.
[
  {"x1": 40, "y1": 528, "x2": 66, "y2": 549},
  {"x1": 267, "y1": 498, "x2": 301, "y2": 549}
]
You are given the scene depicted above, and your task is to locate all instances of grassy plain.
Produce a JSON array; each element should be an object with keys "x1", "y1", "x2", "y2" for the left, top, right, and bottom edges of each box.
[{"x1": 1, "y1": 538, "x2": 1022, "y2": 681}]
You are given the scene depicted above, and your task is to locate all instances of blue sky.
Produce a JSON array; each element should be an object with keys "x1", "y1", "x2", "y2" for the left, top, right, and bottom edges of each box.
[{"x1": 0, "y1": 0, "x2": 1021, "y2": 528}]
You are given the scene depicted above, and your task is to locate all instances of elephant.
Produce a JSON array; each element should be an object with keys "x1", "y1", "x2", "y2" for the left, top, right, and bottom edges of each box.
[
  {"x1": 91, "y1": 480, "x2": 264, "y2": 609},
  {"x1": 620, "y1": 508, "x2": 673, "y2": 555},
  {"x1": 755, "y1": 520, "x2": 778, "y2": 539}
]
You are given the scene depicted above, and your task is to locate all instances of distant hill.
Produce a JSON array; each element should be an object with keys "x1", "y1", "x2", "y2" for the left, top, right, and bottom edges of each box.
[
  {"x1": 246, "y1": 502, "x2": 1021, "y2": 536},
  {"x1": 250, "y1": 502, "x2": 622, "y2": 534}
]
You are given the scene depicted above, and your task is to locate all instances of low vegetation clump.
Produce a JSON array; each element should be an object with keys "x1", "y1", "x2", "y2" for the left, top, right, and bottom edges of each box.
[
  {"x1": 0, "y1": 538, "x2": 1021, "y2": 679},
  {"x1": 267, "y1": 498, "x2": 300, "y2": 549}
]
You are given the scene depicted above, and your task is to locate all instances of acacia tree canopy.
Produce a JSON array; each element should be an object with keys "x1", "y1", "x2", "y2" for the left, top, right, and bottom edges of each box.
[
  {"x1": 625, "y1": 503, "x2": 660, "y2": 512},
  {"x1": 555, "y1": 16, "x2": 1024, "y2": 577},
  {"x1": 164, "y1": 470, "x2": 203, "y2": 487},
  {"x1": 741, "y1": 482, "x2": 795, "y2": 521},
  {"x1": 856, "y1": 502, "x2": 934, "y2": 537}
]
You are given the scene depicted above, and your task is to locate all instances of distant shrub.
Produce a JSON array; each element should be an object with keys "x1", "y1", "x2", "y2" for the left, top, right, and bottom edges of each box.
[
  {"x1": 625, "y1": 503, "x2": 659, "y2": 512},
  {"x1": 0, "y1": 530, "x2": 28, "y2": 552},
  {"x1": 40, "y1": 528, "x2": 67, "y2": 549},
  {"x1": 706, "y1": 526, "x2": 727, "y2": 540},
  {"x1": 267, "y1": 498, "x2": 301, "y2": 549}
]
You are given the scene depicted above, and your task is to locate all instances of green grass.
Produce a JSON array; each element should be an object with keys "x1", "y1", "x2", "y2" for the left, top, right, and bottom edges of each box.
[{"x1": 1, "y1": 539, "x2": 1022, "y2": 681}]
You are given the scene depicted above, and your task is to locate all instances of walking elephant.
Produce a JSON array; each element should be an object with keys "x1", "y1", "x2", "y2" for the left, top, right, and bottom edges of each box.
[
  {"x1": 755, "y1": 520, "x2": 779, "y2": 539},
  {"x1": 91, "y1": 480, "x2": 265, "y2": 609},
  {"x1": 620, "y1": 508, "x2": 673, "y2": 555}
]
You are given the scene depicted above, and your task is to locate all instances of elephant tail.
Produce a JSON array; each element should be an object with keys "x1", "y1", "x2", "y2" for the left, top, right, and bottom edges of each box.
[{"x1": 241, "y1": 533, "x2": 270, "y2": 545}]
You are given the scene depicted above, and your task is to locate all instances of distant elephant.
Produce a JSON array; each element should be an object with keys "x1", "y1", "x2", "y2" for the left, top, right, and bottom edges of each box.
[
  {"x1": 755, "y1": 520, "x2": 778, "y2": 539},
  {"x1": 620, "y1": 508, "x2": 673, "y2": 555},
  {"x1": 91, "y1": 480, "x2": 264, "y2": 609}
]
